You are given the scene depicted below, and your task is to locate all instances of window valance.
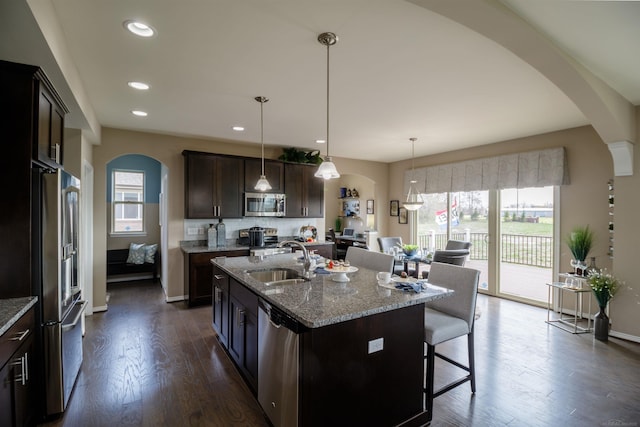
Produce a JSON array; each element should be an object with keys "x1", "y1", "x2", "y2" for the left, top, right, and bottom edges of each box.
[{"x1": 404, "y1": 147, "x2": 568, "y2": 194}]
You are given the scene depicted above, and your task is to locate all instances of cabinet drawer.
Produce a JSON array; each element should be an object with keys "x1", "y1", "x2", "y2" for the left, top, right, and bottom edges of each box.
[{"x1": 0, "y1": 307, "x2": 34, "y2": 368}]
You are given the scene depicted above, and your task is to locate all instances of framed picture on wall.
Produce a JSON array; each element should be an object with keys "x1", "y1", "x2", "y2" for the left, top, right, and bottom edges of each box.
[
  {"x1": 366, "y1": 199, "x2": 374, "y2": 214},
  {"x1": 398, "y1": 207, "x2": 408, "y2": 224},
  {"x1": 390, "y1": 200, "x2": 399, "y2": 216}
]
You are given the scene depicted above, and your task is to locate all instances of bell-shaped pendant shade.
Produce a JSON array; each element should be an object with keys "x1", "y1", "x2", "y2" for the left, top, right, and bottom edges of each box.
[
  {"x1": 254, "y1": 174, "x2": 272, "y2": 192},
  {"x1": 314, "y1": 156, "x2": 340, "y2": 180},
  {"x1": 403, "y1": 180, "x2": 424, "y2": 211}
]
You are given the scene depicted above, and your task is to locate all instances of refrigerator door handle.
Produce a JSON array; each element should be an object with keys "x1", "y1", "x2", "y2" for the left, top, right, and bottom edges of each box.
[{"x1": 61, "y1": 301, "x2": 87, "y2": 332}]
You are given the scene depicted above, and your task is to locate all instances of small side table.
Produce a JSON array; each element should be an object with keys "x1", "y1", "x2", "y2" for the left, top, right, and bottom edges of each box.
[{"x1": 545, "y1": 280, "x2": 592, "y2": 334}]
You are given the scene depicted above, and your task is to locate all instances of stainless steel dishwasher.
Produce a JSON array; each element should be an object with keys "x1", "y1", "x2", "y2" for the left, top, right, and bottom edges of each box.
[{"x1": 258, "y1": 298, "x2": 306, "y2": 427}]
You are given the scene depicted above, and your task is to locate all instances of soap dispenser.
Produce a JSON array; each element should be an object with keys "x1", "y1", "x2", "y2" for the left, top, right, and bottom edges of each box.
[
  {"x1": 207, "y1": 224, "x2": 217, "y2": 249},
  {"x1": 216, "y1": 218, "x2": 226, "y2": 247}
]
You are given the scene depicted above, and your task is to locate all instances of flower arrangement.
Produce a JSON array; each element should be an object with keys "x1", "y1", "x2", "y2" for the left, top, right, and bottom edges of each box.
[{"x1": 587, "y1": 268, "x2": 620, "y2": 308}]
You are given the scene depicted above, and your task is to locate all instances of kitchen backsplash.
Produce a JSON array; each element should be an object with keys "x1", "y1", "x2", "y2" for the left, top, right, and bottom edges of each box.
[{"x1": 183, "y1": 218, "x2": 323, "y2": 242}]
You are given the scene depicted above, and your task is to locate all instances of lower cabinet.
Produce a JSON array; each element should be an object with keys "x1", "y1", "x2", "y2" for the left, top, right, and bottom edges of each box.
[
  {"x1": 184, "y1": 250, "x2": 249, "y2": 307},
  {"x1": 228, "y1": 278, "x2": 259, "y2": 394},
  {"x1": 212, "y1": 265, "x2": 230, "y2": 347},
  {"x1": 1, "y1": 307, "x2": 36, "y2": 427}
]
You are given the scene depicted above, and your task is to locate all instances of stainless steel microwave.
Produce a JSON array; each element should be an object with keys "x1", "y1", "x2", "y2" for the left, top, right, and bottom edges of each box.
[{"x1": 244, "y1": 192, "x2": 286, "y2": 217}]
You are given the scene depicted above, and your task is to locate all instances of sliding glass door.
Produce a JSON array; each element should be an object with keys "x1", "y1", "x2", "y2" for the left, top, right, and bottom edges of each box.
[
  {"x1": 415, "y1": 186, "x2": 556, "y2": 306},
  {"x1": 497, "y1": 187, "x2": 554, "y2": 304},
  {"x1": 416, "y1": 191, "x2": 489, "y2": 291}
]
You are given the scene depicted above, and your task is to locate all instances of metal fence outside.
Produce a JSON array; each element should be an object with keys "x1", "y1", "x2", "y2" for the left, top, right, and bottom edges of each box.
[{"x1": 417, "y1": 232, "x2": 552, "y2": 268}]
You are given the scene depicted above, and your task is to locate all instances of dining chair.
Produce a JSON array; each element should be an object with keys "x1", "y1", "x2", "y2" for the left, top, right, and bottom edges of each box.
[
  {"x1": 444, "y1": 240, "x2": 472, "y2": 250},
  {"x1": 345, "y1": 246, "x2": 395, "y2": 273},
  {"x1": 376, "y1": 237, "x2": 405, "y2": 275},
  {"x1": 422, "y1": 240, "x2": 472, "y2": 278},
  {"x1": 423, "y1": 262, "x2": 480, "y2": 422}
]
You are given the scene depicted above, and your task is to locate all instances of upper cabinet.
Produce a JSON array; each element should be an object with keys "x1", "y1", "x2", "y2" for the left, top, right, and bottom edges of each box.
[
  {"x1": 284, "y1": 163, "x2": 324, "y2": 218},
  {"x1": 244, "y1": 158, "x2": 284, "y2": 193},
  {"x1": 37, "y1": 84, "x2": 66, "y2": 168},
  {"x1": 0, "y1": 60, "x2": 68, "y2": 170},
  {"x1": 183, "y1": 151, "x2": 244, "y2": 219}
]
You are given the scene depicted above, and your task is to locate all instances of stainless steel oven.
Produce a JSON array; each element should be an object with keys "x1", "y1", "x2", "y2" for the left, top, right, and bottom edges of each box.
[{"x1": 244, "y1": 192, "x2": 286, "y2": 217}]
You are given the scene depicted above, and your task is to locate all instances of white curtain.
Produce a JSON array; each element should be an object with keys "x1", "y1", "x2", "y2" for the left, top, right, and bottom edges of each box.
[{"x1": 405, "y1": 147, "x2": 568, "y2": 194}]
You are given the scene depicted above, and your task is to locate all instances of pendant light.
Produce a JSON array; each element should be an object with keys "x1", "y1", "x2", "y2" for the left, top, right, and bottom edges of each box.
[
  {"x1": 314, "y1": 32, "x2": 341, "y2": 180},
  {"x1": 254, "y1": 96, "x2": 272, "y2": 191},
  {"x1": 403, "y1": 137, "x2": 424, "y2": 211}
]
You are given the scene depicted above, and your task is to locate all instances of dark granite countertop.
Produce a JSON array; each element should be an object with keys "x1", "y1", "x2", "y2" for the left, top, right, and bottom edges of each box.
[
  {"x1": 0, "y1": 296, "x2": 38, "y2": 336},
  {"x1": 211, "y1": 253, "x2": 453, "y2": 329}
]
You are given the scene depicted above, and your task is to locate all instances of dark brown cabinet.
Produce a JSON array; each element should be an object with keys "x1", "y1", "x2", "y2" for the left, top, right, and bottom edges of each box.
[
  {"x1": 0, "y1": 307, "x2": 36, "y2": 427},
  {"x1": 212, "y1": 265, "x2": 230, "y2": 347},
  {"x1": 183, "y1": 249, "x2": 248, "y2": 307},
  {"x1": 228, "y1": 278, "x2": 259, "y2": 393},
  {"x1": 284, "y1": 163, "x2": 324, "y2": 218},
  {"x1": 36, "y1": 85, "x2": 65, "y2": 168},
  {"x1": 1, "y1": 60, "x2": 67, "y2": 298},
  {"x1": 244, "y1": 158, "x2": 284, "y2": 193},
  {"x1": 183, "y1": 151, "x2": 244, "y2": 219}
]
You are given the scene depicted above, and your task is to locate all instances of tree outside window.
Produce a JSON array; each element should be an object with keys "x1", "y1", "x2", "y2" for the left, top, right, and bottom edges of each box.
[{"x1": 112, "y1": 170, "x2": 144, "y2": 233}]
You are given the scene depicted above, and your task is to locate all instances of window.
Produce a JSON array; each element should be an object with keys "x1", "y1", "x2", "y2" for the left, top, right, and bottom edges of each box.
[{"x1": 112, "y1": 170, "x2": 145, "y2": 233}]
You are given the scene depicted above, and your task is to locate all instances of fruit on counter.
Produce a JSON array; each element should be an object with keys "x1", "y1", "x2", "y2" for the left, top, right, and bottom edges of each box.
[{"x1": 400, "y1": 271, "x2": 408, "y2": 278}]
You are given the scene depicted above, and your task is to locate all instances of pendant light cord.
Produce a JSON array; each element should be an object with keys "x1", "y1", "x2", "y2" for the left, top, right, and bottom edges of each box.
[
  {"x1": 325, "y1": 41, "x2": 330, "y2": 158},
  {"x1": 260, "y1": 99, "x2": 265, "y2": 175}
]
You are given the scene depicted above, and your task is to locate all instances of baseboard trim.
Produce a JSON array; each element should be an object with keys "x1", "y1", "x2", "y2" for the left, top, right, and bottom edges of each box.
[
  {"x1": 107, "y1": 274, "x2": 154, "y2": 283},
  {"x1": 93, "y1": 305, "x2": 108, "y2": 312},
  {"x1": 609, "y1": 330, "x2": 640, "y2": 343},
  {"x1": 165, "y1": 294, "x2": 186, "y2": 303}
]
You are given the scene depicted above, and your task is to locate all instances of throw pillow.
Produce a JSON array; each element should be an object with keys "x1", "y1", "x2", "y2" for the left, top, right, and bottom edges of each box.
[
  {"x1": 126, "y1": 243, "x2": 146, "y2": 265},
  {"x1": 144, "y1": 244, "x2": 158, "y2": 264}
]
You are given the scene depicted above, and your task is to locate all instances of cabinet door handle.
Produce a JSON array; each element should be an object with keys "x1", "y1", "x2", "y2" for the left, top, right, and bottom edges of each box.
[
  {"x1": 214, "y1": 274, "x2": 225, "y2": 280},
  {"x1": 11, "y1": 356, "x2": 26, "y2": 386},
  {"x1": 214, "y1": 287, "x2": 221, "y2": 303},
  {"x1": 10, "y1": 329, "x2": 29, "y2": 341},
  {"x1": 24, "y1": 352, "x2": 29, "y2": 382},
  {"x1": 237, "y1": 308, "x2": 245, "y2": 327}
]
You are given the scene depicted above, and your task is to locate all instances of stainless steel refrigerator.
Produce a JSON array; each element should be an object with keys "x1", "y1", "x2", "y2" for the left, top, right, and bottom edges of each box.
[{"x1": 41, "y1": 169, "x2": 87, "y2": 416}]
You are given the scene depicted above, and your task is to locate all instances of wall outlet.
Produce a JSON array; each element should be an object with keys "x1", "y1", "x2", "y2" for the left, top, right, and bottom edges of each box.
[
  {"x1": 368, "y1": 337, "x2": 384, "y2": 354},
  {"x1": 187, "y1": 227, "x2": 199, "y2": 236},
  {"x1": 196, "y1": 227, "x2": 205, "y2": 235}
]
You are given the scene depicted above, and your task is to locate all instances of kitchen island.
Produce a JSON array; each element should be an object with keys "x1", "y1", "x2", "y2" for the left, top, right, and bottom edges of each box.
[
  {"x1": 211, "y1": 253, "x2": 452, "y2": 427},
  {"x1": 181, "y1": 240, "x2": 334, "y2": 306}
]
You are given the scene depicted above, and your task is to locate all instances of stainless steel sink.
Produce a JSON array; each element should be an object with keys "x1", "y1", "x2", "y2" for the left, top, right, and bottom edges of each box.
[
  {"x1": 245, "y1": 268, "x2": 306, "y2": 285},
  {"x1": 264, "y1": 278, "x2": 308, "y2": 286}
]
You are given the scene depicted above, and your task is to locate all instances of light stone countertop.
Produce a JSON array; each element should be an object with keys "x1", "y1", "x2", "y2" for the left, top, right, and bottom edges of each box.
[
  {"x1": 212, "y1": 253, "x2": 453, "y2": 329},
  {"x1": 0, "y1": 296, "x2": 38, "y2": 336},
  {"x1": 180, "y1": 239, "x2": 333, "y2": 254}
]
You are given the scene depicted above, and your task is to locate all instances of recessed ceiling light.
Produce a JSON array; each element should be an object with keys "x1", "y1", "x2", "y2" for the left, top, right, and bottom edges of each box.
[
  {"x1": 232, "y1": 126, "x2": 245, "y2": 132},
  {"x1": 124, "y1": 20, "x2": 156, "y2": 37},
  {"x1": 131, "y1": 110, "x2": 148, "y2": 117},
  {"x1": 315, "y1": 139, "x2": 326, "y2": 144},
  {"x1": 128, "y1": 81, "x2": 150, "y2": 90}
]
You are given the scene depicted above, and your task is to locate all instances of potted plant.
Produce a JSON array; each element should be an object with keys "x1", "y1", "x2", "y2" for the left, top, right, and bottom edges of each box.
[
  {"x1": 587, "y1": 268, "x2": 621, "y2": 341},
  {"x1": 565, "y1": 225, "x2": 594, "y2": 274},
  {"x1": 402, "y1": 244, "x2": 419, "y2": 257}
]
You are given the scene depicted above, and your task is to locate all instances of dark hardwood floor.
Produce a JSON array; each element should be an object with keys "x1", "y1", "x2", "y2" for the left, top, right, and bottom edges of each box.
[{"x1": 39, "y1": 280, "x2": 640, "y2": 427}]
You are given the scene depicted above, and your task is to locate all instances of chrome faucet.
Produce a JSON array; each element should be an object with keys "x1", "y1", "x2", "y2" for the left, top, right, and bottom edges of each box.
[{"x1": 278, "y1": 240, "x2": 312, "y2": 278}]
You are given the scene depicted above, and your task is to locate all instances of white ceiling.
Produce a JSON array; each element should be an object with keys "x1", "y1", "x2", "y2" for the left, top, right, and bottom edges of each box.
[{"x1": 5, "y1": 0, "x2": 640, "y2": 163}]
